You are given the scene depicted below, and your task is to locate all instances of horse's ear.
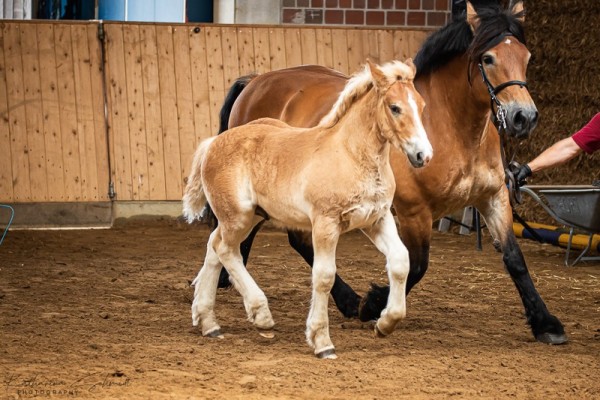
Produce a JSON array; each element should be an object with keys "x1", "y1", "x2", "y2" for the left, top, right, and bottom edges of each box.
[
  {"x1": 366, "y1": 59, "x2": 387, "y2": 90},
  {"x1": 466, "y1": 1, "x2": 479, "y2": 32},
  {"x1": 509, "y1": 0, "x2": 526, "y2": 23},
  {"x1": 405, "y1": 58, "x2": 417, "y2": 77}
]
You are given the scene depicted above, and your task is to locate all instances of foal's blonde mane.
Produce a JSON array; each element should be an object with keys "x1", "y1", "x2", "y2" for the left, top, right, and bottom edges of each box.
[{"x1": 318, "y1": 60, "x2": 415, "y2": 129}]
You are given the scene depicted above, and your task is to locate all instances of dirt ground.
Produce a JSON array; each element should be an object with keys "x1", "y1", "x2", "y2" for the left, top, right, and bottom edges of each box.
[{"x1": 0, "y1": 219, "x2": 599, "y2": 399}]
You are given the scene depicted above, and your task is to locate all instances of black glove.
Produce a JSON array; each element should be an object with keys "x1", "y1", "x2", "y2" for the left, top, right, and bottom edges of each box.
[{"x1": 513, "y1": 163, "x2": 532, "y2": 187}]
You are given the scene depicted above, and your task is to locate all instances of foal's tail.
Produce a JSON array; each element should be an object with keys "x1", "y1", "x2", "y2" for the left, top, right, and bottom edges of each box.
[
  {"x1": 182, "y1": 137, "x2": 216, "y2": 224},
  {"x1": 200, "y1": 73, "x2": 258, "y2": 229}
]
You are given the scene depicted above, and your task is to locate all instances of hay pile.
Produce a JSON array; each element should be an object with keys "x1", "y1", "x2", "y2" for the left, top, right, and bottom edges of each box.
[
  {"x1": 524, "y1": 0, "x2": 599, "y2": 185},
  {"x1": 514, "y1": 0, "x2": 599, "y2": 222}
]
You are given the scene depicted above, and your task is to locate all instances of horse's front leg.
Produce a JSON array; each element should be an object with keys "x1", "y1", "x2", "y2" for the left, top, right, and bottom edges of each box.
[
  {"x1": 359, "y1": 209, "x2": 432, "y2": 322},
  {"x1": 306, "y1": 219, "x2": 340, "y2": 359},
  {"x1": 361, "y1": 211, "x2": 410, "y2": 337},
  {"x1": 288, "y1": 230, "x2": 362, "y2": 318},
  {"x1": 477, "y1": 190, "x2": 567, "y2": 344}
]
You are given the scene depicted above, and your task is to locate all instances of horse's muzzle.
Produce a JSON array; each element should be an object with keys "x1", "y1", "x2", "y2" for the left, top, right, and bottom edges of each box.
[{"x1": 506, "y1": 104, "x2": 538, "y2": 140}]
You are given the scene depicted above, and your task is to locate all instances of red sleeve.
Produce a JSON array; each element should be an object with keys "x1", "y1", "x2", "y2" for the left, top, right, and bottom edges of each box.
[{"x1": 571, "y1": 112, "x2": 600, "y2": 154}]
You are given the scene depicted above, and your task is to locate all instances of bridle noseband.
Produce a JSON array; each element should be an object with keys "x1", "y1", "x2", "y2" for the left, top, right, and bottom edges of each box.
[
  {"x1": 477, "y1": 55, "x2": 529, "y2": 206},
  {"x1": 478, "y1": 62, "x2": 528, "y2": 131}
]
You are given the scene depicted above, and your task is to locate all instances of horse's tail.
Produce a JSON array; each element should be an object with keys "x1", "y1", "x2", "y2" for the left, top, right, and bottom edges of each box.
[
  {"x1": 218, "y1": 73, "x2": 258, "y2": 134},
  {"x1": 200, "y1": 73, "x2": 258, "y2": 229},
  {"x1": 182, "y1": 137, "x2": 216, "y2": 224}
]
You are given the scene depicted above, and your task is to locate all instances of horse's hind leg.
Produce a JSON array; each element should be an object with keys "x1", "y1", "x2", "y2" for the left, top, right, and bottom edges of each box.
[
  {"x1": 288, "y1": 230, "x2": 362, "y2": 318},
  {"x1": 361, "y1": 211, "x2": 410, "y2": 337},
  {"x1": 217, "y1": 219, "x2": 275, "y2": 335},
  {"x1": 192, "y1": 228, "x2": 225, "y2": 338}
]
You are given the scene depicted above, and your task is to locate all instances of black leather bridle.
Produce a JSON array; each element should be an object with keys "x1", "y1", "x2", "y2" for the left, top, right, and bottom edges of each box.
[
  {"x1": 477, "y1": 59, "x2": 529, "y2": 206},
  {"x1": 478, "y1": 62, "x2": 528, "y2": 131}
]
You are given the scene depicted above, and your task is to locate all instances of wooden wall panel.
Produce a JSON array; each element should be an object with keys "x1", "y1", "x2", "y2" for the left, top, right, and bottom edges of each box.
[
  {"x1": 86, "y1": 24, "x2": 109, "y2": 201},
  {"x1": 173, "y1": 26, "x2": 197, "y2": 196},
  {"x1": 105, "y1": 24, "x2": 133, "y2": 201},
  {"x1": 54, "y1": 24, "x2": 82, "y2": 201},
  {"x1": 122, "y1": 24, "x2": 150, "y2": 200},
  {"x1": 0, "y1": 24, "x2": 14, "y2": 201},
  {"x1": 1, "y1": 21, "x2": 428, "y2": 203},
  {"x1": 155, "y1": 25, "x2": 182, "y2": 200},
  {"x1": 139, "y1": 25, "x2": 166, "y2": 200},
  {"x1": 37, "y1": 24, "x2": 65, "y2": 201},
  {"x1": 20, "y1": 24, "x2": 48, "y2": 201},
  {"x1": 188, "y1": 26, "x2": 212, "y2": 144},
  {"x1": 3, "y1": 23, "x2": 31, "y2": 201}
]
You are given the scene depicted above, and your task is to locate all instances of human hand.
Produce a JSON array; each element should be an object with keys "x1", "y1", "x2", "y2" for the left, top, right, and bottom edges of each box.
[{"x1": 512, "y1": 163, "x2": 532, "y2": 187}]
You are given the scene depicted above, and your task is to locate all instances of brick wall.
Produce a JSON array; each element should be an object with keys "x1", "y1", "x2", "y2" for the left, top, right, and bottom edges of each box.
[{"x1": 281, "y1": 0, "x2": 451, "y2": 28}]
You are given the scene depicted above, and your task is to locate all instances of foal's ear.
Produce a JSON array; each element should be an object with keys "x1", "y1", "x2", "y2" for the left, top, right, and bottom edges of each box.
[
  {"x1": 509, "y1": 0, "x2": 526, "y2": 23},
  {"x1": 366, "y1": 59, "x2": 388, "y2": 90},
  {"x1": 466, "y1": 1, "x2": 479, "y2": 32},
  {"x1": 405, "y1": 58, "x2": 417, "y2": 77}
]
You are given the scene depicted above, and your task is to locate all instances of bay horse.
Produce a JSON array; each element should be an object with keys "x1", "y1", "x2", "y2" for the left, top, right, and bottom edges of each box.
[
  {"x1": 204, "y1": 1, "x2": 567, "y2": 345},
  {"x1": 183, "y1": 60, "x2": 432, "y2": 358}
]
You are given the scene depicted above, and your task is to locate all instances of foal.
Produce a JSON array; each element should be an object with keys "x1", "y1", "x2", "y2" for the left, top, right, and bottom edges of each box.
[{"x1": 183, "y1": 60, "x2": 432, "y2": 359}]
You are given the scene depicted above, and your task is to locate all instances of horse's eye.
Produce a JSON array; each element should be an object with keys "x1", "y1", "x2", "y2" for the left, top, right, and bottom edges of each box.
[
  {"x1": 389, "y1": 105, "x2": 401, "y2": 115},
  {"x1": 482, "y1": 55, "x2": 495, "y2": 65}
]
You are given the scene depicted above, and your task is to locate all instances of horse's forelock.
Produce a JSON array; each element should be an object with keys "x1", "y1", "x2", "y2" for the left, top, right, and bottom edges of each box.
[
  {"x1": 415, "y1": 3, "x2": 525, "y2": 78},
  {"x1": 467, "y1": 5, "x2": 526, "y2": 63}
]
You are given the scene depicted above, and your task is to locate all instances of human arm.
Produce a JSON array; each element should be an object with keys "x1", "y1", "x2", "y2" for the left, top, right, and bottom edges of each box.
[
  {"x1": 512, "y1": 137, "x2": 582, "y2": 185},
  {"x1": 526, "y1": 136, "x2": 583, "y2": 174}
]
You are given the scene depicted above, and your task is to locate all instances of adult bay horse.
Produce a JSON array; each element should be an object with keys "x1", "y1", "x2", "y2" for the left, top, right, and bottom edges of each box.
[
  {"x1": 184, "y1": 60, "x2": 432, "y2": 358},
  {"x1": 204, "y1": 1, "x2": 567, "y2": 344}
]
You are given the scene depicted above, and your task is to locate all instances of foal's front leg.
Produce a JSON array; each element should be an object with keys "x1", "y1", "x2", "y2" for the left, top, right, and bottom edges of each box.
[
  {"x1": 306, "y1": 219, "x2": 340, "y2": 359},
  {"x1": 361, "y1": 211, "x2": 410, "y2": 337}
]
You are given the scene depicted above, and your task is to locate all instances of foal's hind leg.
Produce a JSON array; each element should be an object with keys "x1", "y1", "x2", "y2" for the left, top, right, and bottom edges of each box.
[
  {"x1": 192, "y1": 228, "x2": 225, "y2": 338},
  {"x1": 361, "y1": 211, "x2": 410, "y2": 337},
  {"x1": 217, "y1": 219, "x2": 275, "y2": 335},
  {"x1": 306, "y1": 219, "x2": 340, "y2": 359}
]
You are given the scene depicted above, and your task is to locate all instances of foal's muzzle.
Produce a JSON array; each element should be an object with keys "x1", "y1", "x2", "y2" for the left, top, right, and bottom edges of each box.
[{"x1": 505, "y1": 104, "x2": 539, "y2": 140}]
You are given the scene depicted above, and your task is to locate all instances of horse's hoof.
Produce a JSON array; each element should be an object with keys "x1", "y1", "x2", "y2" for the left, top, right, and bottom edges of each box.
[
  {"x1": 374, "y1": 323, "x2": 388, "y2": 338},
  {"x1": 316, "y1": 348, "x2": 337, "y2": 359},
  {"x1": 258, "y1": 329, "x2": 275, "y2": 339},
  {"x1": 205, "y1": 329, "x2": 224, "y2": 339},
  {"x1": 536, "y1": 332, "x2": 568, "y2": 345}
]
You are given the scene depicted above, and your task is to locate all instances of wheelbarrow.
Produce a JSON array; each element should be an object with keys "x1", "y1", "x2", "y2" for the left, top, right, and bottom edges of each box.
[
  {"x1": 519, "y1": 185, "x2": 600, "y2": 266},
  {"x1": 0, "y1": 204, "x2": 15, "y2": 246}
]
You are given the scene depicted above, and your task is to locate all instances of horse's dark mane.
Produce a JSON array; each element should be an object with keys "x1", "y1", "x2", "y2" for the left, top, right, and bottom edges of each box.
[{"x1": 414, "y1": 4, "x2": 526, "y2": 78}]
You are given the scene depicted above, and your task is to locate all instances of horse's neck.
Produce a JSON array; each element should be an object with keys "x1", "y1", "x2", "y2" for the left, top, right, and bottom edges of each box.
[
  {"x1": 333, "y1": 90, "x2": 390, "y2": 166},
  {"x1": 419, "y1": 58, "x2": 491, "y2": 149}
]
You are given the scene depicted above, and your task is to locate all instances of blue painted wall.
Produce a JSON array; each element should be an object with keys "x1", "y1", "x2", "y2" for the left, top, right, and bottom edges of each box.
[{"x1": 99, "y1": 0, "x2": 186, "y2": 22}]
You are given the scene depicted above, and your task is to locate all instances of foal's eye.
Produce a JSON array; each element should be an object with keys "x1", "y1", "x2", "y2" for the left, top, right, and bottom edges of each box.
[
  {"x1": 389, "y1": 105, "x2": 401, "y2": 115},
  {"x1": 482, "y1": 55, "x2": 495, "y2": 65}
]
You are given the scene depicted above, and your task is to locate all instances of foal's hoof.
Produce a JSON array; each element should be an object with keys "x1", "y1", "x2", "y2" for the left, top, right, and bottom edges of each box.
[
  {"x1": 257, "y1": 328, "x2": 275, "y2": 339},
  {"x1": 536, "y1": 332, "x2": 568, "y2": 345},
  {"x1": 374, "y1": 323, "x2": 388, "y2": 338},
  {"x1": 204, "y1": 329, "x2": 224, "y2": 339},
  {"x1": 316, "y1": 348, "x2": 337, "y2": 360}
]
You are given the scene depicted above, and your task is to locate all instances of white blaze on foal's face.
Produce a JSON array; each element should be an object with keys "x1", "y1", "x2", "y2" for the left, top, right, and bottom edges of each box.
[{"x1": 385, "y1": 80, "x2": 432, "y2": 168}]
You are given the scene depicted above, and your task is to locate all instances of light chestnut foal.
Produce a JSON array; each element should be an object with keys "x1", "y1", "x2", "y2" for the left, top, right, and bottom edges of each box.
[{"x1": 183, "y1": 59, "x2": 432, "y2": 359}]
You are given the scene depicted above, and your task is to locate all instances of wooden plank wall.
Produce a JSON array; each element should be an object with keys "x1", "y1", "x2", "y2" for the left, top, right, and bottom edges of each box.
[{"x1": 0, "y1": 21, "x2": 428, "y2": 203}]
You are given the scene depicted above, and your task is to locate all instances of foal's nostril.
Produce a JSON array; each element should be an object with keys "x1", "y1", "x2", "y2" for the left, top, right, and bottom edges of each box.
[{"x1": 416, "y1": 152, "x2": 424, "y2": 162}]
